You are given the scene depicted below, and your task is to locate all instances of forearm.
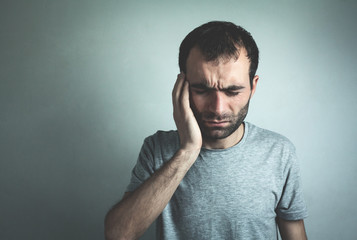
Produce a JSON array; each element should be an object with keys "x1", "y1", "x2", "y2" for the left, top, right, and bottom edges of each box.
[
  {"x1": 278, "y1": 218, "x2": 307, "y2": 240},
  {"x1": 105, "y1": 148, "x2": 199, "y2": 240}
]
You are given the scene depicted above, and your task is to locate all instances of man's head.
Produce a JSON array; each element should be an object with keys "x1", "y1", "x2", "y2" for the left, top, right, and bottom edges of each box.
[{"x1": 178, "y1": 21, "x2": 259, "y2": 146}]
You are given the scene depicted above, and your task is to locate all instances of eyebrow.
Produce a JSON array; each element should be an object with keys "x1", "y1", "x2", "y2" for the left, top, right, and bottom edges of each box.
[{"x1": 190, "y1": 83, "x2": 245, "y2": 91}]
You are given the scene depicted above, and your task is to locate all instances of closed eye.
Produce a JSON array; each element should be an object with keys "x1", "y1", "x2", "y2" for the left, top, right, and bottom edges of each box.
[
  {"x1": 190, "y1": 84, "x2": 244, "y2": 97},
  {"x1": 191, "y1": 85, "x2": 211, "y2": 95},
  {"x1": 225, "y1": 90, "x2": 240, "y2": 96}
]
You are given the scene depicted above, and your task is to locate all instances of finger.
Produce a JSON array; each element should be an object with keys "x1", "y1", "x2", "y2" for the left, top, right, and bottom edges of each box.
[
  {"x1": 181, "y1": 80, "x2": 190, "y2": 110},
  {"x1": 172, "y1": 74, "x2": 181, "y2": 96},
  {"x1": 172, "y1": 74, "x2": 182, "y2": 100},
  {"x1": 172, "y1": 73, "x2": 185, "y2": 107},
  {"x1": 172, "y1": 74, "x2": 182, "y2": 108}
]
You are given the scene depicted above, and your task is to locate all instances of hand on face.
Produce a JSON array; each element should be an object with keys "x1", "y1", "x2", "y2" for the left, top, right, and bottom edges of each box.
[{"x1": 172, "y1": 73, "x2": 202, "y2": 151}]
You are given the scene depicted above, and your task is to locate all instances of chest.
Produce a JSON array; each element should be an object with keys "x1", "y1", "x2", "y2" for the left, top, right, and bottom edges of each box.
[{"x1": 170, "y1": 153, "x2": 283, "y2": 220}]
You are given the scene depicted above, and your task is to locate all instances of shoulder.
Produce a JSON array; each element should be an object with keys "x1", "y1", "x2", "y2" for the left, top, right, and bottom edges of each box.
[
  {"x1": 245, "y1": 122, "x2": 296, "y2": 153},
  {"x1": 142, "y1": 130, "x2": 180, "y2": 158},
  {"x1": 244, "y1": 122, "x2": 299, "y2": 178},
  {"x1": 144, "y1": 130, "x2": 179, "y2": 146}
]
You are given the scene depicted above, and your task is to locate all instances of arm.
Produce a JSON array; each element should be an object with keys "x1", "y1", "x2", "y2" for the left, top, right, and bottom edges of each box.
[
  {"x1": 277, "y1": 218, "x2": 307, "y2": 240},
  {"x1": 104, "y1": 73, "x2": 202, "y2": 240}
]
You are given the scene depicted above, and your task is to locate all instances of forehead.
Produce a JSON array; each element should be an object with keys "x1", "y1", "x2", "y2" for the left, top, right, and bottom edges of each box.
[{"x1": 186, "y1": 47, "x2": 251, "y2": 87}]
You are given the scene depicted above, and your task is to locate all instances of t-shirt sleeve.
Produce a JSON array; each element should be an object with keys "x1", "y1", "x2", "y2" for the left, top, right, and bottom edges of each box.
[
  {"x1": 125, "y1": 137, "x2": 156, "y2": 192},
  {"x1": 276, "y1": 146, "x2": 308, "y2": 220}
]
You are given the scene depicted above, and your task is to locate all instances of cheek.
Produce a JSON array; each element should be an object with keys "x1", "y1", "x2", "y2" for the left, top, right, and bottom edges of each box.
[
  {"x1": 226, "y1": 96, "x2": 246, "y2": 111},
  {"x1": 190, "y1": 94, "x2": 205, "y2": 111},
  {"x1": 231, "y1": 96, "x2": 249, "y2": 113}
]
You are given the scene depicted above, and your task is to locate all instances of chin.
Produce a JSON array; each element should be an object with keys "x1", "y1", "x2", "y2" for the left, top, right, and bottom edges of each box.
[{"x1": 203, "y1": 128, "x2": 235, "y2": 140}]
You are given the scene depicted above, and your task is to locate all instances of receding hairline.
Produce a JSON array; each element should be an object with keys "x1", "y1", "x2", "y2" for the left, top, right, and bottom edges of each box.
[{"x1": 187, "y1": 44, "x2": 250, "y2": 68}]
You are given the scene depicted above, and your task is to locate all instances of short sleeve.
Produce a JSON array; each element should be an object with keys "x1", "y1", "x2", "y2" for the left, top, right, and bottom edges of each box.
[
  {"x1": 125, "y1": 137, "x2": 156, "y2": 192},
  {"x1": 276, "y1": 147, "x2": 308, "y2": 220}
]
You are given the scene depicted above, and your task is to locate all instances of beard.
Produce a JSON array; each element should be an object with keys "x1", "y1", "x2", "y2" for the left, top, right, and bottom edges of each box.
[{"x1": 191, "y1": 100, "x2": 250, "y2": 140}]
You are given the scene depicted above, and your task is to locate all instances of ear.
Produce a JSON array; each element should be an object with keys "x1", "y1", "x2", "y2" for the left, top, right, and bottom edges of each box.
[{"x1": 250, "y1": 75, "x2": 259, "y2": 97}]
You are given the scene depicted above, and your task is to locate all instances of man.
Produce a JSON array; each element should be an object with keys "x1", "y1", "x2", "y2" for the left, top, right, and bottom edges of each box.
[{"x1": 105, "y1": 21, "x2": 308, "y2": 240}]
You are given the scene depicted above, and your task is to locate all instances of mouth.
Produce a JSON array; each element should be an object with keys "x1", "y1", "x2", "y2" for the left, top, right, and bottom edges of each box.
[{"x1": 203, "y1": 120, "x2": 230, "y2": 127}]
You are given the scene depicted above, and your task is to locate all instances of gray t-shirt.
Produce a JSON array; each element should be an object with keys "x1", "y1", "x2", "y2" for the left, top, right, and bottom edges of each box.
[{"x1": 126, "y1": 122, "x2": 308, "y2": 239}]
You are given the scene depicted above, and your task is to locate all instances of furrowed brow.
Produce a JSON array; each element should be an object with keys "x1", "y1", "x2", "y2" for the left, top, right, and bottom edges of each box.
[
  {"x1": 190, "y1": 83, "x2": 245, "y2": 91},
  {"x1": 190, "y1": 83, "x2": 214, "y2": 90}
]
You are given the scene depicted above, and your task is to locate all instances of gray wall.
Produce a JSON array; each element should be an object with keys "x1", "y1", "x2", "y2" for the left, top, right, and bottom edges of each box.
[{"x1": 1, "y1": 0, "x2": 356, "y2": 239}]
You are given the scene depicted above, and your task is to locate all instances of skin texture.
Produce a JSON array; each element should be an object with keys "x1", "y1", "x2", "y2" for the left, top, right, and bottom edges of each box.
[
  {"x1": 104, "y1": 47, "x2": 307, "y2": 240},
  {"x1": 186, "y1": 47, "x2": 258, "y2": 149},
  {"x1": 278, "y1": 218, "x2": 308, "y2": 240}
]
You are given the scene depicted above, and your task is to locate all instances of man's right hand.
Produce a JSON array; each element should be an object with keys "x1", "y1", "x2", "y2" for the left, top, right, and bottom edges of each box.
[
  {"x1": 172, "y1": 73, "x2": 202, "y2": 152},
  {"x1": 105, "y1": 73, "x2": 202, "y2": 240}
]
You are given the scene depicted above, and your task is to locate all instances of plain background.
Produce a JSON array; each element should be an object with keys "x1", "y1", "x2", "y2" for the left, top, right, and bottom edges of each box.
[{"x1": 1, "y1": 0, "x2": 357, "y2": 239}]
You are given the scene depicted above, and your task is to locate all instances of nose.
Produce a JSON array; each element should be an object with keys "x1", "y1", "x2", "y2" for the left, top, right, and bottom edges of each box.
[{"x1": 208, "y1": 91, "x2": 225, "y2": 115}]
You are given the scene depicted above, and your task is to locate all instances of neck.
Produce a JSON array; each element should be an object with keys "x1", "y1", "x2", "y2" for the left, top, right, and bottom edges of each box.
[{"x1": 202, "y1": 123, "x2": 245, "y2": 149}]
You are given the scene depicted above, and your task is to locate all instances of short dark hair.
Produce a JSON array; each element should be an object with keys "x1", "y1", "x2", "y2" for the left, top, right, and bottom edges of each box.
[{"x1": 179, "y1": 21, "x2": 259, "y2": 87}]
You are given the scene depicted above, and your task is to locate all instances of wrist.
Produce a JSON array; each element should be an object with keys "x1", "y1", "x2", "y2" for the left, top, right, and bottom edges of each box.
[{"x1": 177, "y1": 147, "x2": 201, "y2": 163}]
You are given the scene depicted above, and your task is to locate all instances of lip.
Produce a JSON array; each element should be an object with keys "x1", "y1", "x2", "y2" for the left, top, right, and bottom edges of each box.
[{"x1": 204, "y1": 120, "x2": 229, "y2": 127}]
